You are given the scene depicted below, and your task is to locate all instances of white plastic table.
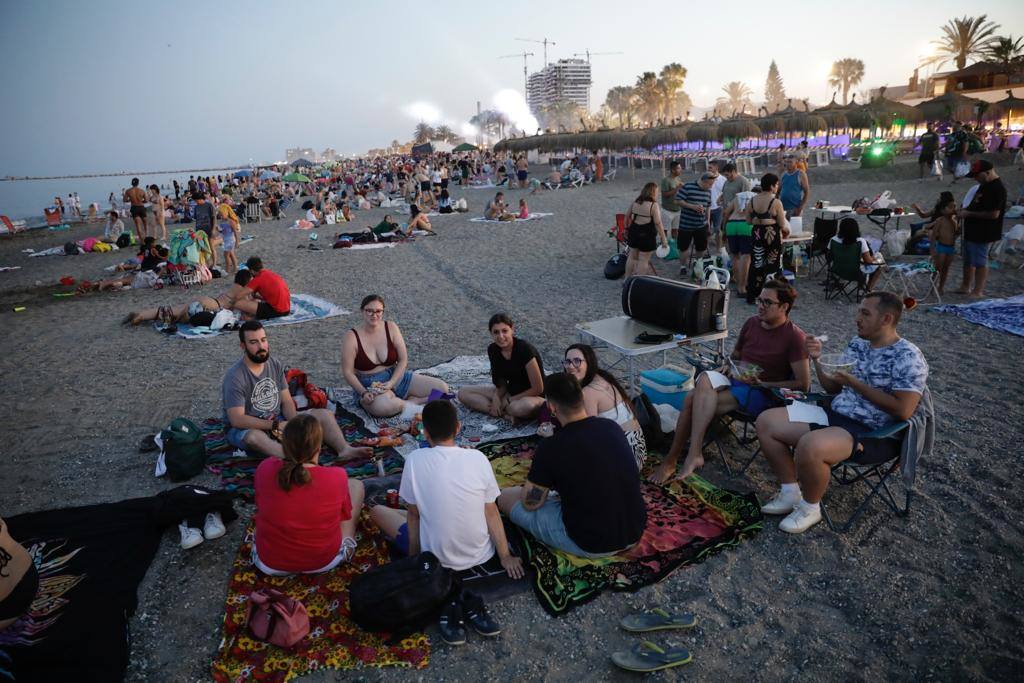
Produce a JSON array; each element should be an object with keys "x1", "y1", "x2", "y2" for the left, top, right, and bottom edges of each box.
[{"x1": 575, "y1": 316, "x2": 728, "y2": 395}]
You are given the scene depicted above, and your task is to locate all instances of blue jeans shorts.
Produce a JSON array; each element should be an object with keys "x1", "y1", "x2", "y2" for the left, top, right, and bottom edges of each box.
[
  {"x1": 963, "y1": 240, "x2": 989, "y2": 268},
  {"x1": 358, "y1": 367, "x2": 414, "y2": 399},
  {"x1": 728, "y1": 379, "x2": 775, "y2": 416},
  {"x1": 509, "y1": 499, "x2": 618, "y2": 559},
  {"x1": 226, "y1": 427, "x2": 250, "y2": 450}
]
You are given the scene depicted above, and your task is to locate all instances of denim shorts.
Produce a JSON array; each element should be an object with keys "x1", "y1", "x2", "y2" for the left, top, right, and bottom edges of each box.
[
  {"x1": 509, "y1": 499, "x2": 618, "y2": 559},
  {"x1": 358, "y1": 367, "x2": 414, "y2": 399},
  {"x1": 935, "y1": 243, "x2": 956, "y2": 256},
  {"x1": 963, "y1": 240, "x2": 989, "y2": 268},
  {"x1": 226, "y1": 427, "x2": 250, "y2": 450},
  {"x1": 728, "y1": 379, "x2": 775, "y2": 416}
]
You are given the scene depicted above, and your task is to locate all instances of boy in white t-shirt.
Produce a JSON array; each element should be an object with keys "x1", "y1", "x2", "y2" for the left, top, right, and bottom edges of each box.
[{"x1": 369, "y1": 400, "x2": 524, "y2": 645}]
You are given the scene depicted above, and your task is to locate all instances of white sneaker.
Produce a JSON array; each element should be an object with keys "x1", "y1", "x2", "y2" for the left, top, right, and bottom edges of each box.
[
  {"x1": 203, "y1": 512, "x2": 226, "y2": 540},
  {"x1": 179, "y1": 522, "x2": 204, "y2": 549},
  {"x1": 760, "y1": 489, "x2": 802, "y2": 515},
  {"x1": 339, "y1": 537, "x2": 358, "y2": 564},
  {"x1": 779, "y1": 502, "x2": 823, "y2": 534}
]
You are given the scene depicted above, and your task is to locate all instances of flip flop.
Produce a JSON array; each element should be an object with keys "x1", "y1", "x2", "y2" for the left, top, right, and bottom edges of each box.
[
  {"x1": 610, "y1": 641, "x2": 692, "y2": 672},
  {"x1": 620, "y1": 608, "x2": 697, "y2": 632}
]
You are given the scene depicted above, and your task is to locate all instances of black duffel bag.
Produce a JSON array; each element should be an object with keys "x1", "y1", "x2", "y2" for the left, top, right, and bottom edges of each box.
[
  {"x1": 621, "y1": 275, "x2": 725, "y2": 336},
  {"x1": 604, "y1": 252, "x2": 627, "y2": 279},
  {"x1": 349, "y1": 551, "x2": 457, "y2": 638}
]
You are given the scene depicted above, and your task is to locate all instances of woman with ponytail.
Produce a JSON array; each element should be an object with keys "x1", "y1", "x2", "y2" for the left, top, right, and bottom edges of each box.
[
  {"x1": 561, "y1": 344, "x2": 646, "y2": 470},
  {"x1": 253, "y1": 413, "x2": 365, "y2": 575}
]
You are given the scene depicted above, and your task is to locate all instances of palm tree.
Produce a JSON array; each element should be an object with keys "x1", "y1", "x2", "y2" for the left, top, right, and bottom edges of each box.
[
  {"x1": 434, "y1": 125, "x2": 456, "y2": 142},
  {"x1": 658, "y1": 63, "x2": 688, "y2": 120},
  {"x1": 984, "y1": 35, "x2": 1024, "y2": 68},
  {"x1": 923, "y1": 15, "x2": 1000, "y2": 70},
  {"x1": 634, "y1": 72, "x2": 663, "y2": 125},
  {"x1": 716, "y1": 81, "x2": 754, "y2": 117},
  {"x1": 412, "y1": 123, "x2": 435, "y2": 143},
  {"x1": 828, "y1": 58, "x2": 865, "y2": 105},
  {"x1": 605, "y1": 85, "x2": 636, "y2": 127}
]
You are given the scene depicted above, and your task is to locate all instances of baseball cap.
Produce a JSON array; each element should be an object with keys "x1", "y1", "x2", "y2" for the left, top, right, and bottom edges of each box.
[
  {"x1": 700, "y1": 172, "x2": 716, "y2": 182},
  {"x1": 967, "y1": 160, "x2": 993, "y2": 177}
]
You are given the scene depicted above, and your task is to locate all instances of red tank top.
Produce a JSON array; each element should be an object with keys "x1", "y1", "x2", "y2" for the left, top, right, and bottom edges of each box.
[{"x1": 352, "y1": 323, "x2": 398, "y2": 372}]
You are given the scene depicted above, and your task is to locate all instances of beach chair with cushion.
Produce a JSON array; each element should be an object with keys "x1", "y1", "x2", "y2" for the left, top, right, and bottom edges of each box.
[
  {"x1": 244, "y1": 202, "x2": 262, "y2": 224},
  {"x1": 824, "y1": 241, "x2": 867, "y2": 302},
  {"x1": 44, "y1": 208, "x2": 62, "y2": 227}
]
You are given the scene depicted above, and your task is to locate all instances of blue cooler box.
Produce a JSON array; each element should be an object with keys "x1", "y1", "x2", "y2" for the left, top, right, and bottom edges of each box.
[{"x1": 640, "y1": 364, "x2": 695, "y2": 409}]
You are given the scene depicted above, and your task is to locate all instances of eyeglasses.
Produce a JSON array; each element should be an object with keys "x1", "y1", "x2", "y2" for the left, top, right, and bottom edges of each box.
[
  {"x1": 755, "y1": 298, "x2": 780, "y2": 307},
  {"x1": 363, "y1": 308, "x2": 384, "y2": 316},
  {"x1": 562, "y1": 357, "x2": 584, "y2": 368}
]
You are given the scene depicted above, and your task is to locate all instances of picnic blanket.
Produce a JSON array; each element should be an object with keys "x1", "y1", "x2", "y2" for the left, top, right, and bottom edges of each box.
[
  {"x1": 157, "y1": 293, "x2": 348, "y2": 339},
  {"x1": 200, "y1": 405, "x2": 404, "y2": 500},
  {"x1": 480, "y1": 436, "x2": 762, "y2": 615},
  {"x1": 931, "y1": 294, "x2": 1024, "y2": 337},
  {"x1": 468, "y1": 212, "x2": 553, "y2": 223},
  {"x1": 327, "y1": 355, "x2": 538, "y2": 455},
  {"x1": 210, "y1": 519, "x2": 430, "y2": 682}
]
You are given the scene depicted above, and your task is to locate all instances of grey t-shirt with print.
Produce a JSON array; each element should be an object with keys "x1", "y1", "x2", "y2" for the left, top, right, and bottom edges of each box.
[
  {"x1": 830, "y1": 337, "x2": 928, "y2": 430},
  {"x1": 222, "y1": 356, "x2": 286, "y2": 425}
]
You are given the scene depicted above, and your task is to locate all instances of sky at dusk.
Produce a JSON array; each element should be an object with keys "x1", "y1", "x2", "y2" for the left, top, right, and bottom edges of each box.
[{"x1": 1, "y1": 0, "x2": 1020, "y2": 174}]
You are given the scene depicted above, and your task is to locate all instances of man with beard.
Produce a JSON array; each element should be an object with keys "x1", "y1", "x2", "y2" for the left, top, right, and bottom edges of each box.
[
  {"x1": 754, "y1": 292, "x2": 928, "y2": 534},
  {"x1": 223, "y1": 321, "x2": 373, "y2": 460}
]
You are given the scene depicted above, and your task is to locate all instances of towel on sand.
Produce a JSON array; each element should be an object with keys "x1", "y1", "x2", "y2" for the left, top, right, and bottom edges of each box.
[
  {"x1": 931, "y1": 294, "x2": 1024, "y2": 337},
  {"x1": 156, "y1": 293, "x2": 348, "y2": 339},
  {"x1": 469, "y1": 213, "x2": 553, "y2": 223}
]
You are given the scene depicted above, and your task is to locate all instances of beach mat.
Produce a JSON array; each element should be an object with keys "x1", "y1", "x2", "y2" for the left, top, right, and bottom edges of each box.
[
  {"x1": 468, "y1": 213, "x2": 553, "y2": 224},
  {"x1": 0, "y1": 490, "x2": 236, "y2": 681},
  {"x1": 210, "y1": 519, "x2": 430, "y2": 682},
  {"x1": 931, "y1": 294, "x2": 1024, "y2": 337},
  {"x1": 480, "y1": 436, "x2": 763, "y2": 616},
  {"x1": 157, "y1": 293, "x2": 349, "y2": 339},
  {"x1": 328, "y1": 355, "x2": 538, "y2": 455},
  {"x1": 200, "y1": 405, "x2": 404, "y2": 500}
]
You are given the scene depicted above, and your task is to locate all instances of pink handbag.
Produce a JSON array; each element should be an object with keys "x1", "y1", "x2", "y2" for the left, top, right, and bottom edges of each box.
[{"x1": 246, "y1": 589, "x2": 310, "y2": 648}]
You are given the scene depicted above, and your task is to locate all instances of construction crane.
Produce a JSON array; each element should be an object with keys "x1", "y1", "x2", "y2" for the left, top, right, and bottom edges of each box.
[
  {"x1": 572, "y1": 50, "x2": 624, "y2": 63},
  {"x1": 499, "y1": 52, "x2": 534, "y2": 95},
  {"x1": 516, "y1": 37, "x2": 556, "y2": 66}
]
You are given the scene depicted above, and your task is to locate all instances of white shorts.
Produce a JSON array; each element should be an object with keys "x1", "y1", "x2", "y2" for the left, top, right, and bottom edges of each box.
[{"x1": 661, "y1": 208, "x2": 680, "y2": 230}]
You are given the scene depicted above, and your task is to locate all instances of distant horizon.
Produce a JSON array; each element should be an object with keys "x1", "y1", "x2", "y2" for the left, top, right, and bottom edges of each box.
[{"x1": 1, "y1": 0, "x2": 1019, "y2": 176}]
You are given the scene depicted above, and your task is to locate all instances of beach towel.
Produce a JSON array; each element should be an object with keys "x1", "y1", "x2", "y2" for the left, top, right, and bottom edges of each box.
[
  {"x1": 27, "y1": 246, "x2": 68, "y2": 258},
  {"x1": 200, "y1": 405, "x2": 405, "y2": 500},
  {"x1": 0, "y1": 266, "x2": 21, "y2": 272},
  {"x1": 210, "y1": 519, "x2": 430, "y2": 682},
  {"x1": 480, "y1": 436, "x2": 762, "y2": 615},
  {"x1": 156, "y1": 294, "x2": 348, "y2": 339},
  {"x1": 0, "y1": 488, "x2": 237, "y2": 681},
  {"x1": 931, "y1": 294, "x2": 1024, "y2": 337},
  {"x1": 468, "y1": 213, "x2": 553, "y2": 224},
  {"x1": 327, "y1": 355, "x2": 539, "y2": 454}
]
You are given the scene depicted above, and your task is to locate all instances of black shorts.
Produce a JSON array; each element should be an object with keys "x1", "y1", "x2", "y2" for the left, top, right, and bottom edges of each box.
[
  {"x1": 255, "y1": 302, "x2": 289, "y2": 320},
  {"x1": 440, "y1": 179, "x2": 449, "y2": 189},
  {"x1": 810, "y1": 408, "x2": 900, "y2": 465},
  {"x1": 130, "y1": 205, "x2": 147, "y2": 219},
  {"x1": 677, "y1": 228, "x2": 708, "y2": 253},
  {"x1": 517, "y1": 170, "x2": 528, "y2": 181},
  {"x1": 918, "y1": 152, "x2": 935, "y2": 165},
  {"x1": 627, "y1": 222, "x2": 657, "y2": 252},
  {"x1": 420, "y1": 181, "x2": 431, "y2": 192}
]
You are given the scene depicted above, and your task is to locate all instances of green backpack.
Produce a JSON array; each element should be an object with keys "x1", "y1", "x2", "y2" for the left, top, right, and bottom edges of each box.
[{"x1": 160, "y1": 418, "x2": 207, "y2": 482}]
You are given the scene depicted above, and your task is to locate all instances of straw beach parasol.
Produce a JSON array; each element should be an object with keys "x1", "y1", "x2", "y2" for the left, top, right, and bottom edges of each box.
[
  {"x1": 982, "y1": 90, "x2": 1024, "y2": 127},
  {"x1": 914, "y1": 91, "x2": 984, "y2": 122}
]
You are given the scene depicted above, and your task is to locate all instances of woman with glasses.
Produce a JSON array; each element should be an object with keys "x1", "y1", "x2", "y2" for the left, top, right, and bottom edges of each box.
[
  {"x1": 649, "y1": 279, "x2": 810, "y2": 484},
  {"x1": 458, "y1": 313, "x2": 546, "y2": 422},
  {"x1": 341, "y1": 294, "x2": 450, "y2": 417},
  {"x1": 562, "y1": 344, "x2": 646, "y2": 470}
]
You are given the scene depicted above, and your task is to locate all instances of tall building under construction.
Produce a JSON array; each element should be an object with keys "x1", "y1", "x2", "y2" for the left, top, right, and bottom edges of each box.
[{"x1": 526, "y1": 58, "x2": 592, "y2": 114}]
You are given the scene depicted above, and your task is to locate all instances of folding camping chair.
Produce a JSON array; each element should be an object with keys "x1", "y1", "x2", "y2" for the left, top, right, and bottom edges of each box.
[
  {"x1": 44, "y1": 208, "x2": 63, "y2": 227},
  {"x1": 807, "y1": 217, "x2": 838, "y2": 276},
  {"x1": 1, "y1": 215, "x2": 26, "y2": 236},
  {"x1": 880, "y1": 261, "x2": 942, "y2": 305},
  {"x1": 824, "y1": 241, "x2": 868, "y2": 302}
]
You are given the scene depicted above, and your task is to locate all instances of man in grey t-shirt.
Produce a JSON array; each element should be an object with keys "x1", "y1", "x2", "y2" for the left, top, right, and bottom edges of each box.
[{"x1": 222, "y1": 321, "x2": 373, "y2": 460}]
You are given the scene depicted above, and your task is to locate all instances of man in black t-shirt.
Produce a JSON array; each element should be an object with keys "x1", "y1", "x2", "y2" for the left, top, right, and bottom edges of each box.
[
  {"x1": 957, "y1": 160, "x2": 1007, "y2": 298},
  {"x1": 497, "y1": 373, "x2": 646, "y2": 558},
  {"x1": 918, "y1": 124, "x2": 940, "y2": 180}
]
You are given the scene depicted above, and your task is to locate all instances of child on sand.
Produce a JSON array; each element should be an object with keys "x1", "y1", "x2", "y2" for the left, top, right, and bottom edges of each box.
[
  {"x1": 518, "y1": 199, "x2": 529, "y2": 220},
  {"x1": 925, "y1": 195, "x2": 959, "y2": 294}
]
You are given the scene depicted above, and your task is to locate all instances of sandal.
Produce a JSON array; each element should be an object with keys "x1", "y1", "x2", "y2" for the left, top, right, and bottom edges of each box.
[
  {"x1": 620, "y1": 608, "x2": 697, "y2": 632},
  {"x1": 610, "y1": 641, "x2": 692, "y2": 672}
]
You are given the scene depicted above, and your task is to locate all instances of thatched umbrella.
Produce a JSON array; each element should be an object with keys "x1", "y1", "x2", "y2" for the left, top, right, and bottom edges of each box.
[
  {"x1": 686, "y1": 121, "x2": 720, "y2": 147},
  {"x1": 868, "y1": 87, "x2": 923, "y2": 130},
  {"x1": 814, "y1": 93, "x2": 851, "y2": 131},
  {"x1": 640, "y1": 123, "x2": 691, "y2": 149},
  {"x1": 719, "y1": 118, "x2": 763, "y2": 141},
  {"x1": 915, "y1": 91, "x2": 985, "y2": 122},
  {"x1": 982, "y1": 90, "x2": 1024, "y2": 128},
  {"x1": 785, "y1": 113, "x2": 827, "y2": 135},
  {"x1": 844, "y1": 94, "x2": 876, "y2": 131}
]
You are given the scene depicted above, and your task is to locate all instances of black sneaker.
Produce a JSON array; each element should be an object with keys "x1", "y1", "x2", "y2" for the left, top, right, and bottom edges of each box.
[
  {"x1": 438, "y1": 601, "x2": 467, "y2": 645},
  {"x1": 463, "y1": 592, "x2": 501, "y2": 637}
]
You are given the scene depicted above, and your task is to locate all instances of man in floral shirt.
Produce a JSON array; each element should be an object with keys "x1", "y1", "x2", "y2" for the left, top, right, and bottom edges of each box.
[{"x1": 755, "y1": 291, "x2": 928, "y2": 534}]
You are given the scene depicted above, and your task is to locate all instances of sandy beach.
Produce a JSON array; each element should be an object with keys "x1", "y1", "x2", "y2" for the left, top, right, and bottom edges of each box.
[{"x1": 1, "y1": 156, "x2": 1023, "y2": 681}]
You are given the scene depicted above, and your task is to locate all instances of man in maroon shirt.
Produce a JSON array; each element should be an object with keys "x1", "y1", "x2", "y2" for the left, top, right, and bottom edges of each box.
[
  {"x1": 233, "y1": 256, "x2": 292, "y2": 320},
  {"x1": 649, "y1": 280, "x2": 811, "y2": 483}
]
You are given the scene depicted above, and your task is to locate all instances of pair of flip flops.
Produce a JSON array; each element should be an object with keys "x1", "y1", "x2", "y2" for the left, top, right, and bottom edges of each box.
[{"x1": 611, "y1": 609, "x2": 697, "y2": 673}]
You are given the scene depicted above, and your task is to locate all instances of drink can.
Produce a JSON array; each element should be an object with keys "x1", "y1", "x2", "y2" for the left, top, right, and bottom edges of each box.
[
  {"x1": 715, "y1": 312, "x2": 725, "y2": 331},
  {"x1": 386, "y1": 489, "x2": 400, "y2": 508}
]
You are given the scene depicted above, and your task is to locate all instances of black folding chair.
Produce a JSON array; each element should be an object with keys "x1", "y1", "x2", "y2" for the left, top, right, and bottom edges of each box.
[{"x1": 808, "y1": 217, "x2": 838, "y2": 276}]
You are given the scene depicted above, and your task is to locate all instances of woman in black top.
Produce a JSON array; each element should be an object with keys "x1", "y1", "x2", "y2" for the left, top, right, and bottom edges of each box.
[
  {"x1": 623, "y1": 182, "x2": 669, "y2": 279},
  {"x1": 457, "y1": 313, "x2": 546, "y2": 421},
  {"x1": 742, "y1": 173, "x2": 790, "y2": 304}
]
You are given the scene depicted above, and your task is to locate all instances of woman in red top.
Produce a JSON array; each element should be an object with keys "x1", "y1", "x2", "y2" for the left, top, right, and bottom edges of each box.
[
  {"x1": 341, "y1": 294, "x2": 450, "y2": 417},
  {"x1": 253, "y1": 414, "x2": 364, "y2": 575}
]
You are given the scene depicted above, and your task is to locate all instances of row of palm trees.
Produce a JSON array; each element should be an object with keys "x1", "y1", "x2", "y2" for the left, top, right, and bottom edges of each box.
[{"x1": 923, "y1": 15, "x2": 1022, "y2": 71}]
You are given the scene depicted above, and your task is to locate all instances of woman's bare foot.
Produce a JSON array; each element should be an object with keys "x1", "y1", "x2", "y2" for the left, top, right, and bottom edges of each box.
[
  {"x1": 648, "y1": 460, "x2": 678, "y2": 485},
  {"x1": 677, "y1": 453, "x2": 705, "y2": 480}
]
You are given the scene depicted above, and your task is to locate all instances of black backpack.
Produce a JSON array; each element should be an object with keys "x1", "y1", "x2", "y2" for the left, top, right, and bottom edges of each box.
[
  {"x1": 116, "y1": 233, "x2": 132, "y2": 249},
  {"x1": 632, "y1": 392, "x2": 671, "y2": 452},
  {"x1": 604, "y1": 252, "x2": 627, "y2": 279},
  {"x1": 160, "y1": 418, "x2": 207, "y2": 481},
  {"x1": 349, "y1": 552, "x2": 457, "y2": 637}
]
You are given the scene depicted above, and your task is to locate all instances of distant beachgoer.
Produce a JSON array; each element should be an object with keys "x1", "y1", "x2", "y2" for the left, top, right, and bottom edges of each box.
[
  {"x1": 660, "y1": 161, "x2": 683, "y2": 238},
  {"x1": 957, "y1": 160, "x2": 1006, "y2": 298},
  {"x1": 675, "y1": 172, "x2": 715, "y2": 275},
  {"x1": 923, "y1": 195, "x2": 959, "y2": 294},
  {"x1": 233, "y1": 256, "x2": 290, "y2": 320},
  {"x1": 458, "y1": 313, "x2": 546, "y2": 422},
  {"x1": 485, "y1": 192, "x2": 513, "y2": 221},
  {"x1": 518, "y1": 198, "x2": 529, "y2": 219},
  {"x1": 405, "y1": 204, "x2": 435, "y2": 235},
  {"x1": 218, "y1": 203, "x2": 242, "y2": 273},
  {"x1": 123, "y1": 178, "x2": 148, "y2": 243},
  {"x1": 516, "y1": 155, "x2": 529, "y2": 189},
  {"x1": 193, "y1": 192, "x2": 218, "y2": 267},
  {"x1": 103, "y1": 210, "x2": 125, "y2": 243},
  {"x1": 743, "y1": 172, "x2": 790, "y2": 304},
  {"x1": 779, "y1": 156, "x2": 809, "y2": 218},
  {"x1": 149, "y1": 185, "x2": 167, "y2": 242},
  {"x1": 624, "y1": 182, "x2": 669, "y2": 279},
  {"x1": 124, "y1": 269, "x2": 254, "y2": 326},
  {"x1": 918, "y1": 123, "x2": 941, "y2": 180}
]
